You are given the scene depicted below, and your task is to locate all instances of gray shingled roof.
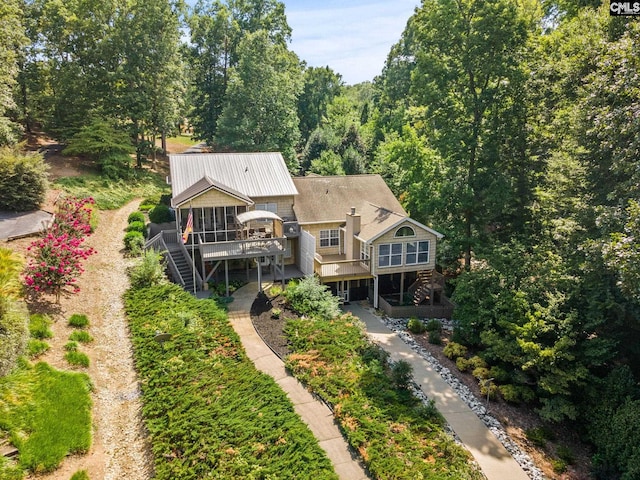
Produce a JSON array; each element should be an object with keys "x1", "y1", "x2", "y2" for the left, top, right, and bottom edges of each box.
[
  {"x1": 292, "y1": 175, "x2": 407, "y2": 224},
  {"x1": 169, "y1": 153, "x2": 298, "y2": 201}
]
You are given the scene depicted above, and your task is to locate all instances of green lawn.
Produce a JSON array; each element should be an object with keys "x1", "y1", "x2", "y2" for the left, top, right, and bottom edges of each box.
[
  {"x1": 54, "y1": 172, "x2": 169, "y2": 210},
  {"x1": 0, "y1": 361, "x2": 92, "y2": 476}
]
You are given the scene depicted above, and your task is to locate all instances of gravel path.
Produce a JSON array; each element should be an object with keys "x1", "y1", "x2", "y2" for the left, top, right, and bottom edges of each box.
[{"x1": 25, "y1": 200, "x2": 153, "y2": 480}]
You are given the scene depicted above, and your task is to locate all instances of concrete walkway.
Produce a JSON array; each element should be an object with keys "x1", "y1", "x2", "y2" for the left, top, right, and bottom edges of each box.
[
  {"x1": 345, "y1": 303, "x2": 530, "y2": 480},
  {"x1": 227, "y1": 283, "x2": 369, "y2": 480}
]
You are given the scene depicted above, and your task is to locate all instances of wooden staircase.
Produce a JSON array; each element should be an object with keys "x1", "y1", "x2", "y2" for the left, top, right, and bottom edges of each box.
[
  {"x1": 167, "y1": 244, "x2": 196, "y2": 293},
  {"x1": 408, "y1": 270, "x2": 444, "y2": 306}
]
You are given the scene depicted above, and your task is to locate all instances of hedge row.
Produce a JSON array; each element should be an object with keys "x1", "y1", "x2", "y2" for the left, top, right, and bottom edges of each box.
[{"x1": 124, "y1": 283, "x2": 337, "y2": 480}]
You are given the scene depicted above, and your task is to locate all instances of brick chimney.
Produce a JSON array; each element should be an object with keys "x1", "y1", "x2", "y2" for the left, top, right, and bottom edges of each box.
[{"x1": 345, "y1": 207, "x2": 361, "y2": 261}]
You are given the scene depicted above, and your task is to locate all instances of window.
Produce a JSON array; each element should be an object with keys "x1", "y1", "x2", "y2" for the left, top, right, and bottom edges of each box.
[
  {"x1": 255, "y1": 203, "x2": 277, "y2": 213},
  {"x1": 378, "y1": 243, "x2": 402, "y2": 267},
  {"x1": 406, "y1": 241, "x2": 429, "y2": 264},
  {"x1": 360, "y1": 241, "x2": 369, "y2": 261},
  {"x1": 320, "y1": 229, "x2": 339, "y2": 247},
  {"x1": 395, "y1": 226, "x2": 415, "y2": 237}
]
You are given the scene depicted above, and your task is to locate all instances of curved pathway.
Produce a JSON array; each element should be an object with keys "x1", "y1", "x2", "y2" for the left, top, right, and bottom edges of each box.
[
  {"x1": 345, "y1": 303, "x2": 531, "y2": 480},
  {"x1": 228, "y1": 283, "x2": 369, "y2": 480}
]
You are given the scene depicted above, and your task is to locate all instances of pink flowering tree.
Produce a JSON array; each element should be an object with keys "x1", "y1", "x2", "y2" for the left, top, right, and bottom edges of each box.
[{"x1": 24, "y1": 196, "x2": 96, "y2": 303}]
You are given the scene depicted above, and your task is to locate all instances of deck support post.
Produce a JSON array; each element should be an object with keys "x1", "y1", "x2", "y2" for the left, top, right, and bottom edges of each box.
[{"x1": 224, "y1": 260, "x2": 229, "y2": 297}]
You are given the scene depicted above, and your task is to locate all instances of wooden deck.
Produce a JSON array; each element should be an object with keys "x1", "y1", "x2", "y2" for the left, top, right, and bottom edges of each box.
[{"x1": 314, "y1": 253, "x2": 371, "y2": 280}]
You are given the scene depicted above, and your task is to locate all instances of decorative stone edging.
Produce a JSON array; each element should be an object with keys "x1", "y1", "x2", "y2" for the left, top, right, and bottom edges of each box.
[{"x1": 373, "y1": 311, "x2": 546, "y2": 480}]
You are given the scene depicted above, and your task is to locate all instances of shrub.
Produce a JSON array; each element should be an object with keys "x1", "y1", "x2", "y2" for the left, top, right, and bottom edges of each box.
[
  {"x1": 126, "y1": 221, "x2": 146, "y2": 236},
  {"x1": 27, "y1": 339, "x2": 50, "y2": 358},
  {"x1": 69, "y1": 331, "x2": 93, "y2": 343},
  {"x1": 124, "y1": 230, "x2": 145, "y2": 255},
  {"x1": 557, "y1": 445, "x2": 575, "y2": 464},
  {"x1": 29, "y1": 313, "x2": 53, "y2": 339},
  {"x1": 552, "y1": 458, "x2": 568, "y2": 474},
  {"x1": 472, "y1": 367, "x2": 490, "y2": 380},
  {"x1": 488, "y1": 365, "x2": 510, "y2": 383},
  {"x1": 479, "y1": 380, "x2": 499, "y2": 400},
  {"x1": 70, "y1": 471, "x2": 90, "y2": 480},
  {"x1": 148, "y1": 204, "x2": 173, "y2": 224},
  {"x1": 456, "y1": 357, "x2": 470, "y2": 372},
  {"x1": 443, "y1": 342, "x2": 467, "y2": 360},
  {"x1": 407, "y1": 317, "x2": 426, "y2": 334},
  {"x1": 468, "y1": 355, "x2": 487, "y2": 370},
  {"x1": 271, "y1": 308, "x2": 282, "y2": 319},
  {"x1": 268, "y1": 284, "x2": 283, "y2": 297},
  {"x1": 127, "y1": 211, "x2": 145, "y2": 224},
  {"x1": 63, "y1": 118, "x2": 133, "y2": 179},
  {"x1": 500, "y1": 384, "x2": 532, "y2": 404},
  {"x1": 65, "y1": 351, "x2": 90, "y2": 368},
  {"x1": 390, "y1": 360, "x2": 413, "y2": 390},
  {"x1": 283, "y1": 276, "x2": 341, "y2": 320},
  {"x1": 68, "y1": 314, "x2": 89, "y2": 328},
  {"x1": 65, "y1": 341, "x2": 79, "y2": 352},
  {"x1": 128, "y1": 250, "x2": 167, "y2": 290},
  {"x1": 0, "y1": 145, "x2": 48, "y2": 212},
  {"x1": 425, "y1": 318, "x2": 442, "y2": 333},
  {"x1": 525, "y1": 426, "x2": 555, "y2": 447},
  {"x1": 0, "y1": 298, "x2": 29, "y2": 376},
  {"x1": 428, "y1": 330, "x2": 442, "y2": 345}
]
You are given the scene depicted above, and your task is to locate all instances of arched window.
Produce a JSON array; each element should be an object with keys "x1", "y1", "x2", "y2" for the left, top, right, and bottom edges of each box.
[{"x1": 394, "y1": 226, "x2": 415, "y2": 237}]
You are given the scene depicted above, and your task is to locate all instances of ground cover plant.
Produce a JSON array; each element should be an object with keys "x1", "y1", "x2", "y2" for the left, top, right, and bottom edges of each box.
[
  {"x1": 0, "y1": 361, "x2": 92, "y2": 476},
  {"x1": 54, "y1": 173, "x2": 168, "y2": 210},
  {"x1": 124, "y1": 283, "x2": 337, "y2": 480},
  {"x1": 68, "y1": 314, "x2": 89, "y2": 328},
  {"x1": 284, "y1": 314, "x2": 484, "y2": 479}
]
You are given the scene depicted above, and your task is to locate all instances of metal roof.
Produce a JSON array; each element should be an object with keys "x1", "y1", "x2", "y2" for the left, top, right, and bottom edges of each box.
[
  {"x1": 169, "y1": 153, "x2": 299, "y2": 200},
  {"x1": 172, "y1": 175, "x2": 253, "y2": 208},
  {"x1": 236, "y1": 210, "x2": 282, "y2": 224}
]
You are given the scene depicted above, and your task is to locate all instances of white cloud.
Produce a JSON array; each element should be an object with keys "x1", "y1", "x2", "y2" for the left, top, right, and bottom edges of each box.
[{"x1": 285, "y1": 0, "x2": 419, "y2": 84}]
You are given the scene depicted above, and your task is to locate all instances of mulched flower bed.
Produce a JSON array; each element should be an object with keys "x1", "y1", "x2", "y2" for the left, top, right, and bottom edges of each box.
[{"x1": 250, "y1": 292, "x2": 293, "y2": 359}]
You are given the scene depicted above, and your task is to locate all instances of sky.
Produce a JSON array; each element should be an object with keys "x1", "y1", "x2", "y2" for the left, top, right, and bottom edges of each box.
[{"x1": 283, "y1": 0, "x2": 420, "y2": 85}]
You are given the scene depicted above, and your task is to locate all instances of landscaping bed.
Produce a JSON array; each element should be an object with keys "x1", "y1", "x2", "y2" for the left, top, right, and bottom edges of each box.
[{"x1": 125, "y1": 282, "x2": 338, "y2": 480}]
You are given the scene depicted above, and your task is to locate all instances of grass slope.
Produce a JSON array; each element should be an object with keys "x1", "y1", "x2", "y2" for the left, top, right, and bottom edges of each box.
[
  {"x1": 0, "y1": 361, "x2": 92, "y2": 475},
  {"x1": 125, "y1": 284, "x2": 337, "y2": 480}
]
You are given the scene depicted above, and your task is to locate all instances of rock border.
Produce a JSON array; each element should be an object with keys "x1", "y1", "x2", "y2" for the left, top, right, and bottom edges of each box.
[{"x1": 372, "y1": 310, "x2": 545, "y2": 480}]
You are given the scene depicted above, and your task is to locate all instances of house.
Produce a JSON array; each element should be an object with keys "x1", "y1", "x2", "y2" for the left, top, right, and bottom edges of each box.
[{"x1": 147, "y1": 152, "x2": 453, "y2": 317}]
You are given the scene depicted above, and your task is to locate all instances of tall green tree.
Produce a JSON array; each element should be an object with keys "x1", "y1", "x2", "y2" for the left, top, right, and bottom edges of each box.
[
  {"x1": 0, "y1": 0, "x2": 28, "y2": 144},
  {"x1": 215, "y1": 29, "x2": 302, "y2": 171},
  {"x1": 408, "y1": 0, "x2": 538, "y2": 270},
  {"x1": 297, "y1": 66, "x2": 342, "y2": 142},
  {"x1": 113, "y1": 0, "x2": 184, "y2": 167},
  {"x1": 188, "y1": 0, "x2": 291, "y2": 144}
]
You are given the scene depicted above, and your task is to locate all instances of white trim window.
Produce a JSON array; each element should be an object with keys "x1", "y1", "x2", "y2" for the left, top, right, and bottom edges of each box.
[
  {"x1": 319, "y1": 229, "x2": 339, "y2": 248},
  {"x1": 394, "y1": 226, "x2": 416, "y2": 237},
  {"x1": 406, "y1": 241, "x2": 430, "y2": 265},
  {"x1": 255, "y1": 203, "x2": 277, "y2": 213},
  {"x1": 360, "y1": 241, "x2": 369, "y2": 261},
  {"x1": 378, "y1": 243, "x2": 403, "y2": 267}
]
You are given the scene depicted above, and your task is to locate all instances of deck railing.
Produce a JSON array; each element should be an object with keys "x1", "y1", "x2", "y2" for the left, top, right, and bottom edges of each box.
[
  {"x1": 199, "y1": 237, "x2": 287, "y2": 260},
  {"x1": 313, "y1": 254, "x2": 371, "y2": 278}
]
